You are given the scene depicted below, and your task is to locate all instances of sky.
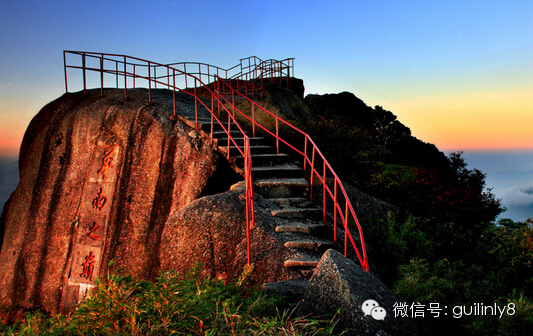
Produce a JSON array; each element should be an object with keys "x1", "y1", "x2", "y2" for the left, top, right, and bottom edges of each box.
[{"x1": 1, "y1": 0, "x2": 532, "y2": 157}]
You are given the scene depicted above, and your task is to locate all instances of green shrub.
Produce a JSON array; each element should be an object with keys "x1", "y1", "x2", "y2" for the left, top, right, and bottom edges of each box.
[
  {"x1": 466, "y1": 294, "x2": 533, "y2": 336},
  {"x1": 3, "y1": 265, "x2": 339, "y2": 335}
]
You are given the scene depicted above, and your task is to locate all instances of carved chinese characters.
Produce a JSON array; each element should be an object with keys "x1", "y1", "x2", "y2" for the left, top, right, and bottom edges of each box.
[
  {"x1": 92, "y1": 187, "x2": 107, "y2": 211},
  {"x1": 69, "y1": 140, "x2": 119, "y2": 286},
  {"x1": 97, "y1": 147, "x2": 115, "y2": 181}
]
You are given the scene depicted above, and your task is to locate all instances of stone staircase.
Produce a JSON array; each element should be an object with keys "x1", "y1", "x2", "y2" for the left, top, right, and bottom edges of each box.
[{"x1": 186, "y1": 113, "x2": 339, "y2": 275}]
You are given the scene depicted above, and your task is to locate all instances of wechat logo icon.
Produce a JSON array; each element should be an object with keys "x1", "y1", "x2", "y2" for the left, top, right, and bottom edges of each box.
[{"x1": 362, "y1": 299, "x2": 387, "y2": 320}]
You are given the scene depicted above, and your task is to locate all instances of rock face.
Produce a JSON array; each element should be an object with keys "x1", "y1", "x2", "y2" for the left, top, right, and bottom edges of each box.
[
  {"x1": 159, "y1": 182, "x2": 306, "y2": 286},
  {"x1": 299, "y1": 249, "x2": 423, "y2": 336},
  {"x1": 0, "y1": 89, "x2": 246, "y2": 315}
]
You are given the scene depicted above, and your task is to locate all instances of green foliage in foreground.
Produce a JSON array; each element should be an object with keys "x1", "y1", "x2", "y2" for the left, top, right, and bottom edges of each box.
[
  {"x1": 1, "y1": 265, "x2": 339, "y2": 336},
  {"x1": 366, "y1": 213, "x2": 533, "y2": 335}
]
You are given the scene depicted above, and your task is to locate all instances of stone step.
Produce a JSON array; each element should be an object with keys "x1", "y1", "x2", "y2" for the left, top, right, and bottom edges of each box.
[
  {"x1": 198, "y1": 121, "x2": 236, "y2": 133},
  {"x1": 236, "y1": 153, "x2": 291, "y2": 167},
  {"x1": 268, "y1": 197, "x2": 313, "y2": 208},
  {"x1": 284, "y1": 257, "x2": 320, "y2": 268},
  {"x1": 271, "y1": 207, "x2": 322, "y2": 220},
  {"x1": 219, "y1": 145, "x2": 276, "y2": 156},
  {"x1": 262, "y1": 278, "x2": 309, "y2": 302},
  {"x1": 252, "y1": 164, "x2": 304, "y2": 179},
  {"x1": 284, "y1": 239, "x2": 335, "y2": 252},
  {"x1": 182, "y1": 117, "x2": 212, "y2": 127},
  {"x1": 211, "y1": 129, "x2": 245, "y2": 139},
  {"x1": 254, "y1": 177, "x2": 308, "y2": 198},
  {"x1": 215, "y1": 136, "x2": 265, "y2": 146},
  {"x1": 275, "y1": 222, "x2": 331, "y2": 235}
]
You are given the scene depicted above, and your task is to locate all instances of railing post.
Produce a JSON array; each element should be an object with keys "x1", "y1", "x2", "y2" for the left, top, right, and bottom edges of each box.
[
  {"x1": 303, "y1": 136, "x2": 308, "y2": 170},
  {"x1": 245, "y1": 140, "x2": 252, "y2": 265},
  {"x1": 210, "y1": 107, "x2": 214, "y2": 141},
  {"x1": 133, "y1": 65, "x2": 136, "y2": 88},
  {"x1": 226, "y1": 114, "x2": 231, "y2": 160},
  {"x1": 82, "y1": 53, "x2": 86, "y2": 94},
  {"x1": 184, "y1": 63, "x2": 188, "y2": 88},
  {"x1": 232, "y1": 88, "x2": 235, "y2": 117},
  {"x1": 323, "y1": 162, "x2": 327, "y2": 222},
  {"x1": 275, "y1": 118, "x2": 279, "y2": 154},
  {"x1": 172, "y1": 69, "x2": 176, "y2": 118},
  {"x1": 154, "y1": 65, "x2": 157, "y2": 89},
  {"x1": 333, "y1": 179, "x2": 338, "y2": 243},
  {"x1": 252, "y1": 103, "x2": 255, "y2": 137},
  {"x1": 148, "y1": 61, "x2": 152, "y2": 103},
  {"x1": 123, "y1": 56, "x2": 127, "y2": 100},
  {"x1": 100, "y1": 56, "x2": 104, "y2": 96},
  {"x1": 194, "y1": 79, "x2": 198, "y2": 128},
  {"x1": 217, "y1": 79, "x2": 221, "y2": 117},
  {"x1": 64, "y1": 51, "x2": 69, "y2": 93},
  {"x1": 344, "y1": 203, "x2": 349, "y2": 257},
  {"x1": 310, "y1": 147, "x2": 315, "y2": 199}
]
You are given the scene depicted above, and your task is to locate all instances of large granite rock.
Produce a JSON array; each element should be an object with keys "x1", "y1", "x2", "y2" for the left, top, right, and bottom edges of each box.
[
  {"x1": 299, "y1": 249, "x2": 423, "y2": 336},
  {"x1": 0, "y1": 89, "x2": 242, "y2": 315},
  {"x1": 0, "y1": 88, "x2": 319, "y2": 319},
  {"x1": 159, "y1": 182, "x2": 304, "y2": 286}
]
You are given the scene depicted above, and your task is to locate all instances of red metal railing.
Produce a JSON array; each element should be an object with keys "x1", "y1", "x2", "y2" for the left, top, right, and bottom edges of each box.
[
  {"x1": 63, "y1": 51, "x2": 258, "y2": 264},
  {"x1": 215, "y1": 79, "x2": 369, "y2": 272},
  {"x1": 164, "y1": 56, "x2": 294, "y2": 87},
  {"x1": 63, "y1": 51, "x2": 368, "y2": 272}
]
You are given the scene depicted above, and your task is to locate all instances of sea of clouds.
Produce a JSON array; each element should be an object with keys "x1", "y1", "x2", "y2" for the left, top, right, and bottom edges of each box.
[{"x1": 462, "y1": 151, "x2": 533, "y2": 223}]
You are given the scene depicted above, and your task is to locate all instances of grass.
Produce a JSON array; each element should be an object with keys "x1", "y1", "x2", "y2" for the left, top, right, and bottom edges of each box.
[{"x1": 1, "y1": 264, "x2": 340, "y2": 335}]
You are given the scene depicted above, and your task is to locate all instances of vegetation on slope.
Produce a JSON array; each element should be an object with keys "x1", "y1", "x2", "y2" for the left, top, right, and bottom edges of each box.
[
  {"x1": 287, "y1": 90, "x2": 533, "y2": 335},
  {"x1": 226, "y1": 84, "x2": 532, "y2": 334},
  {"x1": 1, "y1": 265, "x2": 339, "y2": 335}
]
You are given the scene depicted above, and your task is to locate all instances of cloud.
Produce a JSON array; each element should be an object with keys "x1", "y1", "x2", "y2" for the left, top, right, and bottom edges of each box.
[{"x1": 500, "y1": 182, "x2": 533, "y2": 207}]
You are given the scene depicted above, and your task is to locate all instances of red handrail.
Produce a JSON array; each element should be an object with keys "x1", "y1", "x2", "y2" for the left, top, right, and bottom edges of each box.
[
  {"x1": 216, "y1": 79, "x2": 369, "y2": 272},
  {"x1": 63, "y1": 51, "x2": 257, "y2": 264},
  {"x1": 63, "y1": 51, "x2": 368, "y2": 272}
]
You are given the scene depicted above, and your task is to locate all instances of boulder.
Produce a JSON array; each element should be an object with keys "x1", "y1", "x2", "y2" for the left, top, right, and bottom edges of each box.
[
  {"x1": 0, "y1": 88, "x2": 313, "y2": 318},
  {"x1": 0, "y1": 88, "x2": 242, "y2": 315},
  {"x1": 299, "y1": 249, "x2": 423, "y2": 336},
  {"x1": 158, "y1": 184, "x2": 304, "y2": 285}
]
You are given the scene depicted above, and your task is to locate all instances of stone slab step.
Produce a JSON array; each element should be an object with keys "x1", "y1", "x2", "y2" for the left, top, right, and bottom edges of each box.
[
  {"x1": 198, "y1": 121, "x2": 236, "y2": 133},
  {"x1": 219, "y1": 145, "x2": 276, "y2": 156},
  {"x1": 284, "y1": 239, "x2": 335, "y2": 251},
  {"x1": 252, "y1": 164, "x2": 304, "y2": 179},
  {"x1": 268, "y1": 197, "x2": 314, "y2": 208},
  {"x1": 215, "y1": 136, "x2": 265, "y2": 146},
  {"x1": 284, "y1": 257, "x2": 320, "y2": 268},
  {"x1": 211, "y1": 130, "x2": 245, "y2": 139},
  {"x1": 275, "y1": 222, "x2": 330, "y2": 235},
  {"x1": 271, "y1": 207, "x2": 322, "y2": 220},
  {"x1": 262, "y1": 278, "x2": 309, "y2": 302},
  {"x1": 236, "y1": 153, "x2": 291, "y2": 167},
  {"x1": 254, "y1": 177, "x2": 309, "y2": 198}
]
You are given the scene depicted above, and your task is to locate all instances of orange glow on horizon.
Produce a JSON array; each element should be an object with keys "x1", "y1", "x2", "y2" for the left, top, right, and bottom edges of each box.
[{"x1": 394, "y1": 87, "x2": 533, "y2": 151}]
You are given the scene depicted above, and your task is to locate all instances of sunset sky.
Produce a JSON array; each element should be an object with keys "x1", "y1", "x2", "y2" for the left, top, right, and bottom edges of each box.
[{"x1": 1, "y1": 0, "x2": 532, "y2": 157}]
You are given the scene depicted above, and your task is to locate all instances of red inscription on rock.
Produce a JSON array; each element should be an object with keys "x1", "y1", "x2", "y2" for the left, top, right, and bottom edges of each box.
[
  {"x1": 87, "y1": 222, "x2": 100, "y2": 240},
  {"x1": 97, "y1": 147, "x2": 115, "y2": 181},
  {"x1": 92, "y1": 187, "x2": 107, "y2": 210},
  {"x1": 79, "y1": 251, "x2": 96, "y2": 282}
]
